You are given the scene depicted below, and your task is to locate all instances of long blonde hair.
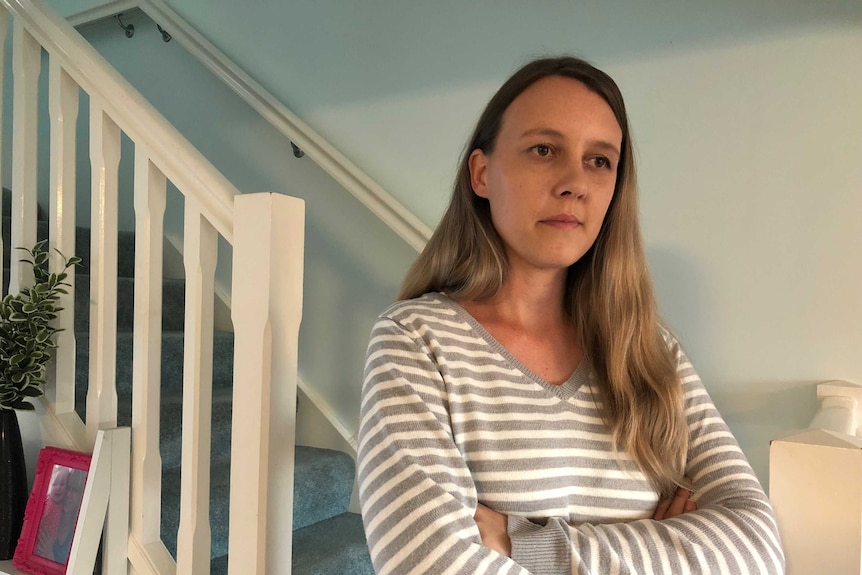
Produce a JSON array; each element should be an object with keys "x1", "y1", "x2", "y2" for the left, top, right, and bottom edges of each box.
[{"x1": 399, "y1": 56, "x2": 687, "y2": 496}]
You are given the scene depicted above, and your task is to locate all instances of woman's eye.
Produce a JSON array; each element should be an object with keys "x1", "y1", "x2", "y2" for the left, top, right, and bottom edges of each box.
[
  {"x1": 592, "y1": 156, "x2": 612, "y2": 170},
  {"x1": 532, "y1": 144, "x2": 552, "y2": 157}
]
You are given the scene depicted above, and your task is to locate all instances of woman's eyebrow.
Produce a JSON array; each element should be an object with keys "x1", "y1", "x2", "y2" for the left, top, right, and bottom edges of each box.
[
  {"x1": 520, "y1": 128, "x2": 564, "y2": 139},
  {"x1": 590, "y1": 140, "x2": 621, "y2": 159}
]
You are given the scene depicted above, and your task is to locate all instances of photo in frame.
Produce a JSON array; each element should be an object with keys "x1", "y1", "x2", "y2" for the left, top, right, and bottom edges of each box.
[{"x1": 12, "y1": 446, "x2": 92, "y2": 575}]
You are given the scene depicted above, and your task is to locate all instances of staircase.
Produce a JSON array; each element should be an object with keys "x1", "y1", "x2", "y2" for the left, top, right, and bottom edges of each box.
[{"x1": 3, "y1": 190, "x2": 373, "y2": 574}]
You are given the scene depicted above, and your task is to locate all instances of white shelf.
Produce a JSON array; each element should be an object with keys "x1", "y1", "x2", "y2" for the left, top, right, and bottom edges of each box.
[{"x1": 0, "y1": 559, "x2": 27, "y2": 575}]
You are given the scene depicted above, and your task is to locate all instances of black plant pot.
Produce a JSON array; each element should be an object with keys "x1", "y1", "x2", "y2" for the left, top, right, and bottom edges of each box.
[{"x1": 0, "y1": 409, "x2": 28, "y2": 560}]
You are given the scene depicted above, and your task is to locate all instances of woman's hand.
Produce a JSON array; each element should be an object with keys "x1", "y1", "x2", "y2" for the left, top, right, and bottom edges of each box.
[
  {"x1": 653, "y1": 484, "x2": 697, "y2": 520},
  {"x1": 474, "y1": 503, "x2": 512, "y2": 556}
]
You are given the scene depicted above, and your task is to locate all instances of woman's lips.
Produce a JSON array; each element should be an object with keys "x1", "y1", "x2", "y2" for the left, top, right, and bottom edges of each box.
[{"x1": 540, "y1": 214, "x2": 582, "y2": 229}]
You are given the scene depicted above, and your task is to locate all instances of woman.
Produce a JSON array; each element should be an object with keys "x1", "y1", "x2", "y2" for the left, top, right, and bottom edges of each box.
[
  {"x1": 35, "y1": 466, "x2": 85, "y2": 564},
  {"x1": 358, "y1": 56, "x2": 784, "y2": 574}
]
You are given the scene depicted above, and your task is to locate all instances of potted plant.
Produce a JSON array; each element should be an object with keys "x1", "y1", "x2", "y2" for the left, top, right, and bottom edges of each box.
[{"x1": 0, "y1": 240, "x2": 80, "y2": 559}]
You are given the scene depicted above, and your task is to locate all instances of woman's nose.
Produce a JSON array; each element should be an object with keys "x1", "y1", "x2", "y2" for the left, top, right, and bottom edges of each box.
[{"x1": 556, "y1": 162, "x2": 588, "y2": 199}]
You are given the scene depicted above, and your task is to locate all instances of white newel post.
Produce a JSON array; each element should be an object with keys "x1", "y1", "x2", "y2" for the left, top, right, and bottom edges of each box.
[
  {"x1": 176, "y1": 199, "x2": 217, "y2": 575},
  {"x1": 10, "y1": 19, "x2": 40, "y2": 294},
  {"x1": 129, "y1": 150, "x2": 175, "y2": 574},
  {"x1": 229, "y1": 193, "x2": 305, "y2": 575},
  {"x1": 48, "y1": 56, "x2": 79, "y2": 415},
  {"x1": 87, "y1": 100, "x2": 120, "y2": 444}
]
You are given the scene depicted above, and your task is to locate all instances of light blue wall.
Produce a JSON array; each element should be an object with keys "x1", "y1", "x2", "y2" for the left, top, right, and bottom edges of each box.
[
  {"x1": 15, "y1": 1, "x2": 862, "y2": 489},
  {"x1": 149, "y1": 1, "x2": 861, "y2": 487}
]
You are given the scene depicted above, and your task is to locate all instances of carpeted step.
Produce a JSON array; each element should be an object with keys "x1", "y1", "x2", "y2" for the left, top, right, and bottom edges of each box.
[
  {"x1": 74, "y1": 274, "x2": 187, "y2": 332},
  {"x1": 292, "y1": 446, "x2": 356, "y2": 531},
  {"x1": 208, "y1": 513, "x2": 373, "y2": 575},
  {"x1": 158, "y1": 396, "x2": 234, "y2": 471},
  {"x1": 160, "y1": 463, "x2": 230, "y2": 559},
  {"x1": 210, "y1": 555, "x2": 228, "y2": 575},
  {"x1": 2, "y1": 268, "x2": 187, "y2": 332},
  {"x1": 292, "y1": 513, "x2": 374, "y2": 575},
  {"x1": 159, "y1": 446, "x2": 358, "y2": 560},
  {"x1": 71, "y1": 392, "x2": 234, "y2": 471},
  {"x1": 2, "y1": 215, "x2": 136, "y2": 279},
  {"x1": 74, "y1": 330, "x2": 236, "y2": 405}
]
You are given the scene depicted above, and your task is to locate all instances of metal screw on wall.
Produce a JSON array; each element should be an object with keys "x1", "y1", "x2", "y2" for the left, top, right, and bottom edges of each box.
[
  {"x1": 157, "y1": 24, "x2": 172, "y2": 42},
  {"x1": 115, "y1": 13, "x2": 134, "y2": 38}
]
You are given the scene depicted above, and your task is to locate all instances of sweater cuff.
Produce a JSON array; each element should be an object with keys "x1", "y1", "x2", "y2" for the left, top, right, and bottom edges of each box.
[{"x1": 507, "y1": 515, "x2": 569, "y2": 575}]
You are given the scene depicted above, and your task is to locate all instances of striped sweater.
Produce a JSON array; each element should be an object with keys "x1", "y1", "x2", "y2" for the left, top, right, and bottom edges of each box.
[{"x1": 358, "y1": 293, "x2": 784, "y2": 574}]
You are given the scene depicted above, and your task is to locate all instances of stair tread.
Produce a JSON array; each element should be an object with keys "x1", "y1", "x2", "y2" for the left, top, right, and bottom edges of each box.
[
  {"x1": 292, "y1": 513, "x2": 373, "y2": 575},
  {"x1": 159, "y1": 446, "x2": 356, "y2": 559},
  {"x1": 74, "y1": 330, "x2": 236, "y2": 407},
  {"x1": 209, "y1": 513, "x2": 372, "y2": 575}
]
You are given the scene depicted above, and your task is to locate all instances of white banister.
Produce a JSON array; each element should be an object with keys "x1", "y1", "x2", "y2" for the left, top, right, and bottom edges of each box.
[
  {"x1": 10, "y1": 17, "x2": 40, "y2": 294},
  {"x1": 131, "y1": 150, "x2": 168, "y2": 557},
  {"x1": 3, "y1": 2, "x2": 314, "y2": 573},
  {"x1": 47, "y1": 57, "x2": 79, "y2": 415},
  {"x1": 229, "y1": 193, "x2": 304, "y2": 574},
  {"x1": 3, "y1": 0, "x2": 240, "y2": 241},
  {"x1": 86, "y1": 99, "x2": 120, "y2": 444},
  {"x1": 176, "y1": 199, "x2": 217, "y2": 574}
]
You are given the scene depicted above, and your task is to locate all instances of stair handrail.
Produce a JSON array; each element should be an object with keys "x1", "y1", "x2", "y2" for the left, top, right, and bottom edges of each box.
[
  {"x1": 69, "y1": 0, "x2": 434, "y2": 253},
  {"x1": 5, "y1": 0, "x2": 240, "y2": 241}
]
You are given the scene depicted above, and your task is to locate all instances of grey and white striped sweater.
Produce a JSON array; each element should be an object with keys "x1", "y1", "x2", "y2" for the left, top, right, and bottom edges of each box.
[{"x1": 358, "y1": 293, "x2": 784, "y2": 574}]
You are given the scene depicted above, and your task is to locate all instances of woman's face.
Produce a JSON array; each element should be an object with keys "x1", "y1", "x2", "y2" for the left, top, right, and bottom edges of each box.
[
  {"x1": 469, "y1": 76, "x2": 622, "y2": 278},
  {"x1": 49, "y1": 469, "x2": 70, "y2": 503}
]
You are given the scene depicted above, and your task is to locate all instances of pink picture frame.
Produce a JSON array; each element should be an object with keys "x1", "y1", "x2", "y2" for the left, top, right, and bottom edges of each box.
[{"x1": 12, "y1": 446, "x2": 92, "y2": 575}]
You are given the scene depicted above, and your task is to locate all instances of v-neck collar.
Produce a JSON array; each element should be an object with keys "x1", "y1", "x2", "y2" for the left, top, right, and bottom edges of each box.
[{"x1": 430, "y1": 292, "x2": 590, "y2": 400}]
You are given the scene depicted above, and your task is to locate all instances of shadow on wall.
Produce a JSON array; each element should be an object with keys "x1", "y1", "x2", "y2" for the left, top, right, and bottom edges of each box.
[
  {"x1": 713, "y1": 381, "x2": 818, "y2": 488},
  {"x1": 300, "y1": 217, "x2": 412, "y2": 430},
  {"x1": 647, "y1": 245, "x2": 821, "y2": 487}
]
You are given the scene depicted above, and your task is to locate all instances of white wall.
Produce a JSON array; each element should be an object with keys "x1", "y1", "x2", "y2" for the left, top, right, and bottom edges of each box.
[{"x1": 38, "y1": 0, "x2": 862, "y2": 488}]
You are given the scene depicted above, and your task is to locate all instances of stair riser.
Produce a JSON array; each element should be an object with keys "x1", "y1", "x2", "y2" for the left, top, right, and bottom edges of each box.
[
  {"x1": 73, "y1": 331, "x2": 236, "y2": 404},
  {"x1": 74, "y1": 275, "x2": 187, "y2": 332},
  {"x1": 2, "y1": 217, "x2": 136, "y2": 278}
]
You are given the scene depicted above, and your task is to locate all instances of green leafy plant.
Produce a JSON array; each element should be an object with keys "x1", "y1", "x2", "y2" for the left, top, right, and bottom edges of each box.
[{"x1": 0, "y1": 240, "x2": 81, "y2": 411}]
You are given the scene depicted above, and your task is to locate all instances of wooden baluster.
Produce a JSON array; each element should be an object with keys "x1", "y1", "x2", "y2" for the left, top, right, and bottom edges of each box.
[
  {"x1": 130, "y1": 150, "x2": 176, "y2": 573},
  {"x1": 229, "y1": 193, "x2": 304, "y2": 574},
  {"x1": 10, "y1": 20, "x2": 40, "y2": 294},
  {"x1": 48, "y1": 57, "x2": 79, "y2": 415},
  {"x1": 87, "y1": 100, "x2": 120, "y2": 444},
  {"x1": 176, "y1": 198, "x2": 217, "y2": 574}
]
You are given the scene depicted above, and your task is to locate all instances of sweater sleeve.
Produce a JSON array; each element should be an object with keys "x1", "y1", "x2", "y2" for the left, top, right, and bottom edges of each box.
[
  {"x1": 507, "y1": 338, "x2": 786, "y2": 575},
  {"x1": 358, "y1": 317, "x2": 532, "y2": 575}
]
